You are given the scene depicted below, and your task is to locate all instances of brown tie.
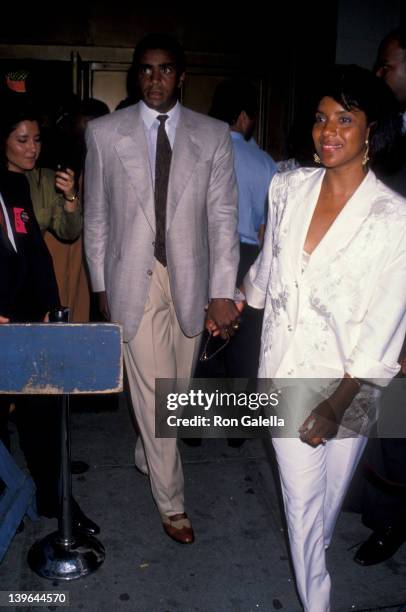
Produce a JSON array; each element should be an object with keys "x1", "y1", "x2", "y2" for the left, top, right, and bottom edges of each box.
[{"x1": 154, "y1": 115, "x2": 172, "y2": 267}]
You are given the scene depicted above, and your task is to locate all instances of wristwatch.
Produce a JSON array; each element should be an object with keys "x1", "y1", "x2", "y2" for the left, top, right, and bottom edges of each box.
[{"x1": 64, "y1": 192, "x2": 79, "y2": 202}]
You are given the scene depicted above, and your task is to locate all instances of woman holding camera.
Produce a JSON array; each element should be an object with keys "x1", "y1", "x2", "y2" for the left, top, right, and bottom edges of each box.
[
  {"x1": 2, "y1": 91, "x2": 88, "y2": 322},
  {"x1": 0, "y1": 95, "x2": 98, "y2": 536}
]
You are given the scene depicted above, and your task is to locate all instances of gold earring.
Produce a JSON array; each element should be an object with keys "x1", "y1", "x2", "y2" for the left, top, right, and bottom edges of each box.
[
  {"x1": 362, "y1": 140, "x2": 369, "y2": 166},
  {"x1": 313, "y1": 153, "x2": 321, "y2": 164}
]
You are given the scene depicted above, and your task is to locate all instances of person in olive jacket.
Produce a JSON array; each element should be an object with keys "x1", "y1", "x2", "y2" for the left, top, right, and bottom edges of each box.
[{"x1": 0, "y1": 95, "x2": 98, "y2": 536}]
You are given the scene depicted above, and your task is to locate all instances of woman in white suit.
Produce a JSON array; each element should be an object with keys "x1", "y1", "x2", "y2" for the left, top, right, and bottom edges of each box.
[{"x1": 243, "y1": 65, "x2": 406, "y2": 611}]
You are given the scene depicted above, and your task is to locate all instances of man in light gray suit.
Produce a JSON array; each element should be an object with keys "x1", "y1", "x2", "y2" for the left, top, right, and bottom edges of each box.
[{"x1": 84, "y1": 33, "x2": 240, "y2": 543}]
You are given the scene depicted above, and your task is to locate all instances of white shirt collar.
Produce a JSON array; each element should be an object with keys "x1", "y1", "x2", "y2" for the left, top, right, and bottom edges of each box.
[{"x1": 139, "y1": 99, "x2": 181, "y2": 131}]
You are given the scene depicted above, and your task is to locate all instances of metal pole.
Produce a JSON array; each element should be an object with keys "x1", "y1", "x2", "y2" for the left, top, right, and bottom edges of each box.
[
  {"x1": 28, "y1": 308, "x2": 105, "y2": 579},
  {"x1": 59, "y1": 394, "x2": 74, "y2": 547}
]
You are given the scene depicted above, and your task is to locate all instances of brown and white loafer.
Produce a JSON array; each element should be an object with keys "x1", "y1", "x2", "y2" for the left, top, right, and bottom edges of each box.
[{"x1": 162, "y1": 512, "x2": 195, "y2": 544}]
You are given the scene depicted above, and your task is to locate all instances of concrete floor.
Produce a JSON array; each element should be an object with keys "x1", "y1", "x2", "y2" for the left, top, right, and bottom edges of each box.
[{"x1": 1, "y1": 394, "x2": 406, "y2": 612}]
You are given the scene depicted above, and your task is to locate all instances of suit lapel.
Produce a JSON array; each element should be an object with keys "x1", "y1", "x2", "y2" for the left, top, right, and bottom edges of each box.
[
  {"x1": 283, "y1": 169, "x2": 324, "y2": 280},
  {"x1": 305, "y1": 170, "x2": 375, "y2": 277},
  {"x1": 166, "y1": 106, "x2": 201, "y2": 230},
  {"x1": 114, "y1": 105, "x2": 155, "y2": 231},
  {"x1": 113, "y1": 104, "x2": 203, "y2": 233}
]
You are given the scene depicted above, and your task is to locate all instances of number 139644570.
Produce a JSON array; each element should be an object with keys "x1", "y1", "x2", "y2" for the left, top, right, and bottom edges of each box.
[{"x1": 0, "y1": 591, "x2": 69, "y2": 606}]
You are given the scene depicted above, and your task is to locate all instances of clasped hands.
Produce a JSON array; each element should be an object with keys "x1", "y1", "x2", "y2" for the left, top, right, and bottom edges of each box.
[{"x1": 205, "y1": 298, "x2": 245, "y2": 339}]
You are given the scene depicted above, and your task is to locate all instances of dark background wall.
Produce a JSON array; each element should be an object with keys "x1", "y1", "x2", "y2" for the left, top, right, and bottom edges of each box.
[{"x1": 0, "y1": 0, "x2": 403, "y2": 158}]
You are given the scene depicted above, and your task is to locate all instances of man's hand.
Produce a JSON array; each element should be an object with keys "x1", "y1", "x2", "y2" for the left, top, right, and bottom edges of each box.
[
  {"x1": 0, "y1": 315, "x2": 10, "y2": 324},
  {"x1": 95, "y1": 291, "x2": 111, "y2": 321},
  {"x1": 205, "y1": 298, "x2": 242, "y2": 339}
]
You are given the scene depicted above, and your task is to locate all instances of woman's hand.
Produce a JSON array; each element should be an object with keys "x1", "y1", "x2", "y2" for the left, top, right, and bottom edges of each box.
[
  {"x1": 298, "y1": 375, "x2": 362, "y2": 447},
  {"x1": 299, "y1": 401, "x2": 338, "y2": 447},
  {"x1": 0, "y1": 315, "x2": 10, "y2": 324},
  {"x1": 55, "y1": 167, "x2": 78, "y2": 211}
]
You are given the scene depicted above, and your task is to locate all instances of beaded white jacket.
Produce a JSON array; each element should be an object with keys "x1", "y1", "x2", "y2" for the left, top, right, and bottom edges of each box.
[{"x1": 245, "y1": 168, "x2": 406, "y2": 386}]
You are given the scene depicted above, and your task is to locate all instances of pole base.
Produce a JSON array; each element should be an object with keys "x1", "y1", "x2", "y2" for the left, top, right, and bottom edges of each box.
[{"x1": 27, "y1": 531, "x2": 105, "y2": 580}]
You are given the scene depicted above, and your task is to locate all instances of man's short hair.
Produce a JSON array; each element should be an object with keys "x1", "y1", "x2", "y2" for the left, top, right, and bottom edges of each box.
[
  {"x1": 132, "y1": 33, "x2": 186, "y2": 74},
  {"x1": 209, "y1": 79, "x2": 259, "y2": 126},
  {"x1": 379, "y1": 27, "x2": 406, "y2": 53}
]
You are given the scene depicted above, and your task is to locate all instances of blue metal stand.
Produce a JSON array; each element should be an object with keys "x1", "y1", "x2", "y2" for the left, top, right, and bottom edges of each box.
[
  {"x1": 0, "y1": 440, "x2": 37, "y2": 562},
  {"x1": 1, "y1": 323, "x2": 122, "y2": 580}
]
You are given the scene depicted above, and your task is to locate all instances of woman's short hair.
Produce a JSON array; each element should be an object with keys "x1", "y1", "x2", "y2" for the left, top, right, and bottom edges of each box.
[{"x1": 313, "y1": 64, "x2": 401, "y2": 159}]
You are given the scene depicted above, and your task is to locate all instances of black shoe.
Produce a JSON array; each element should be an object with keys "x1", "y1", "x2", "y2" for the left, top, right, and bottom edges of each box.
[
  {"x1": 354, "y1": 526, "x2": 406, "y2": 566},
  {"x1": 72, "y1": 502, "x2": 100, "y2": 537},
  {"x1": 37, "y1": 497, "x2": 100, "y2": 536}
]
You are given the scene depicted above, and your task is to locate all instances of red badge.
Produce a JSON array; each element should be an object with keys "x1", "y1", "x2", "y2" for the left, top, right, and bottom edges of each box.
[{"x1": 13, "y1": 207, "x2": 28, "y2": 234}]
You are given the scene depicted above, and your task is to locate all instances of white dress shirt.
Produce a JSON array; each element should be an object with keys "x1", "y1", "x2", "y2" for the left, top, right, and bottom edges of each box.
[{"x1": 139, "y1": 100, "x2": 180, "y2": 184}]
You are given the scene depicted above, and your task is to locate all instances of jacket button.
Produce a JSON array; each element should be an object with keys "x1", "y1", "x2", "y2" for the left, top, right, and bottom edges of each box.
[{"x1": 147, "y1": 269, "x2": 153, "y2": 276}]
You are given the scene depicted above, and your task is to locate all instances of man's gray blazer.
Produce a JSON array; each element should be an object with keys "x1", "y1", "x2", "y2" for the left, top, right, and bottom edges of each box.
[{"x1": 84, "y1": 103, "x2": 239, "y2": 341}]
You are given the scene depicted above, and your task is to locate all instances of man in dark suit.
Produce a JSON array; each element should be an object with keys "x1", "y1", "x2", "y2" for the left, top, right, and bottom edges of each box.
[{"x1": 354, "y1": 26, "x2": 406, "y2": 567}]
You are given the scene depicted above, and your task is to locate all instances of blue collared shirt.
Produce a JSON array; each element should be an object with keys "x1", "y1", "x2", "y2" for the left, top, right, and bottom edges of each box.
[
  {"x1": 139, "y1": 100, "x2": 180, "y2": 183},
  {"x1": 231, "y1": 131, "x2": 277, "y2": 245}
]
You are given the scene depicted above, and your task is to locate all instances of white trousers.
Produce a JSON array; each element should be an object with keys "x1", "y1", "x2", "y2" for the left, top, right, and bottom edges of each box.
[
  {"x1": 124, "y1": 261, "x2": 201, "y2": 517},
  {"x1": 272, "y1": 436, "x2": 367, "y2": 612}
]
